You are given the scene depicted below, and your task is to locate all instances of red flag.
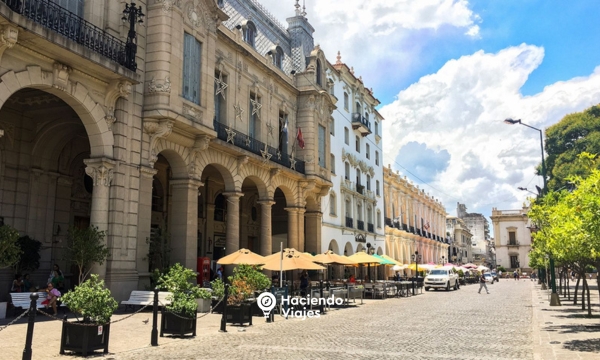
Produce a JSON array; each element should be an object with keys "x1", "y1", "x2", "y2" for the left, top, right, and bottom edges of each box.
[{"x1": 297, "y1": 127, "x2": 305, "y2": 149}]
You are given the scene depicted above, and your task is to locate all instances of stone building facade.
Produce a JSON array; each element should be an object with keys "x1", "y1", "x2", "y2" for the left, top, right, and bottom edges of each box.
[
  {"x1": 383, "y1": 167, "x2": 448, "y2": 266},
  {"x1": 445, "y1": 216, "x2": 473, "y2": 265},
  {"x1": 456, "y1": 203, "x2": 491, "y2": 266},
  {"x1": 320, "y1": 52, "x2": 385, "y2": 260},
  {"x1": 490, "y1": 206, "x2": 532, "y2": 273},
  {"x1": 0, "y1": 0, "x2": 333, "y2": 300}
]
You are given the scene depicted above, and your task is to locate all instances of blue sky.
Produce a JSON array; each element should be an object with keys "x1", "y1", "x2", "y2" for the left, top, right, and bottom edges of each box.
[{"x1": 262, "y1": 0, "x2": 600, "y2": 217}]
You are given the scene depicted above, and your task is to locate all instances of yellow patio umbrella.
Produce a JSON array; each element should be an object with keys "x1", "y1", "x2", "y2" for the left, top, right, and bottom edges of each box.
[
  {"x1": 380, "y1": 255, "x2": 403, "y2": 266},
  {"x1": 405, "y1": 263, "x2": 425, "y2": 272},
  {"x1": 264, "y1": 248, "x2": 313, "y2": 261},
  {"x1": 313, "y1": 250, "x2": 358, "y2": 265},
  {"x1": 262, "y1": 249, "x2": 325, "y2": 271},
  {"x1": 216, "y1": 248, "x2": 265, "y2": 265},
  {"x1": 348, "y1": 251, "x2": 382, "y2": 265}
]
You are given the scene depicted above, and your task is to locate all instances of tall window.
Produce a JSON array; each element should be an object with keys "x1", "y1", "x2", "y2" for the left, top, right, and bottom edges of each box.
[
  {"x1": 249, "y1": 93, "x2": 260, "y2": 138},
  {"x1": 377, "y1": 210, "x2": 382, "y2": 228},
  {"x1": 356, "y1": 102, "x2": 361, "y2": 114},
  {"x1": 278, "y1": 111, "x2": 288, "y2": 155},
  {"x1": 214, "y1": 70, "x2": 227, "y2": 123},
  {"x1": 366, "y1": 144, "x2": 370, "y2": 159},
  {"x1": 52, "y1": 0, "x2": 83, "y2": 16},
  {"x1": 356, "y1": 169, "x2": 361, "y2": 186},
  {"x1": 376, "y1": 180, "x2": 380, "y2": 196},
  {"x1": 374, "y1": 121, "x2": 379, "y2": 136},
  {"x1": 344, "y1": 127, "x2": 349, "y2": 145},
  {"x1": 330, "y1": 118, "x2": 335, "y2": 136},
  {"x1": 510, "y1": 255, "x2": 519, "y2": 268},
  {"x1": 330, "y1": 193, "x2": 336, "y2": 216},
  {"x1": 508, "y1": 231, "x2": 516, "y2": 245},
  {"x1": 344, "y1": 162, "x2": 350, "y2": 180},
  {"x1": 330, "y1": 154, "x2": 336, "y2": 174},
  {"x1": 318, "y1": 125, "x2": 326, "y2": 167},
  {"x1": 316, "y1": 60, "x2": 322, "y2": 86},
  {"x1": 375, "y1": 151, "x2": 379, "y2": 166},
  {"x1": 243, "y1": 21, "x2": 256, "y2": 47},
  {"x1": 366, "y1": 175, "x2": 371, "y2": 190},
  {"x1": 183, "y1": 33, "x2": 202, "y2": 104},
  {"x1": 273, "y1": 46, "x2": 284, "y2": 69},
  {"x1": 355, "y1": 136, "x2": 360, "y2": 152},
  {"x1": 344, "y1": 92, "x2": 349, "y2": 110}
]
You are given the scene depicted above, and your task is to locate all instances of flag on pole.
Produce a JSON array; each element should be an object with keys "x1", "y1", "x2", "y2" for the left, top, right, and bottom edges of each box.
[{"x1": 297, "y1": 127, "x2": 305, "y2": 149}]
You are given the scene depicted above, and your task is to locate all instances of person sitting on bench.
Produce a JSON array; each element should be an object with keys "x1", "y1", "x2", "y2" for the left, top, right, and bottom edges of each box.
[{"x1": 42, "y1": 282, "x2": 61, "y2": 315}]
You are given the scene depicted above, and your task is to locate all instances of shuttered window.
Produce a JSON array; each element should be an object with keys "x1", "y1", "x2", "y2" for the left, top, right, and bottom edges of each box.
[
  {"x1": 51, "y1": 0, "x2": 83, "y2": 16},
  {"x1": 318, "y1": 125, "x2": 326, "y2": 167},
  {"x1": 182, "y1": 33, "x2": 202, "y2": 104}
]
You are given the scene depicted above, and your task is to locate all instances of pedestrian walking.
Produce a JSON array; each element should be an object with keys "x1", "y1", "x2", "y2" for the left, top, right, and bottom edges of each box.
[
  {"x1": 513, "y1": 270, "x2": 518, "y2": 281},
  {"x1": 478, "y1": 271, "x2": 489, "y2": 294}
]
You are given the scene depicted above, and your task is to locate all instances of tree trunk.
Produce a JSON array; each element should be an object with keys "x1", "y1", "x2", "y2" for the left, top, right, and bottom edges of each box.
[
  {"x1": 582, "y1": 276, "x2": 587, "y2": 311},
  {"x1": 585, "y1": 277, "x2": 592, "y2": 317},
  {"x1": 574, "y1": 276, "x2": 580, "y2": 305}
]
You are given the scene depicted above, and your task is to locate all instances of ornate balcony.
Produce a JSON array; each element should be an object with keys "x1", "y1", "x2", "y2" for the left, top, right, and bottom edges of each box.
[
  {"x1": 367, "y1": 223, "x2": 374, "y2": 233},
  {"x1": 351, "y1": 112, "x2": 372, "y2": 136},
  {"x1": 357, "y1": 220, "x2": 364, "y2": 231},
  {"x1": 385, "y1": 217, "x2": 392, "y2": 227},
  {"x1": 345, "y1": 216, "x2": 354, "y2": 228},
  {"x1": 2, "y1": 0, "x2": 135, "y2": 71},
  {"x1": 507, "y1": 241, "x2": 520, "y2": 247},
  {"x1": 214, "y1": 120, "x2": 305, "y2": 174}
]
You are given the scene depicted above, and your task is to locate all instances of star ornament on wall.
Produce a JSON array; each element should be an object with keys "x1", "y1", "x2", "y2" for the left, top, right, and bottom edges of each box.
[
  {"x1": 234, "y1": 103, "x2": 244, "y2": 122},
  {"x1": 251, "y1": 99, "x2": 262, "y2": 117},
  {"x1": 214, "y1": 73, "x2": 228, "y2": 99},
  {"x1": 261, "y1": 144, "x2": 272, "y2": 163},
  {"x1": 266, "y1": 121, "x2": 274, "y2": 137},
  {"x1": 277, "y1": 150, "x2": 282, "y2": 160},
  {"x1": 290, "y1": 156, "x2": 297, "y2": 170},
  {"x1": 225, "y1": 127, "x2": 236, "y2": 144},
  {"x1": 245, "y1": 136, "x2": 251, "y2": 147}
]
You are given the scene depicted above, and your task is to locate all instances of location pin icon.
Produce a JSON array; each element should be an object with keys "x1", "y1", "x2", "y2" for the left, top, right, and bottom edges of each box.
[{"x1": 257, "y1": 292, "x2": 276, "y2": 317}]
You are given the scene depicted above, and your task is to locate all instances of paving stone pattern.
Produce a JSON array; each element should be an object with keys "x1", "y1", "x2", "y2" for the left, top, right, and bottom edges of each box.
[{"x1": 116, "y1": 280, "x2": 534, "y2": 360}]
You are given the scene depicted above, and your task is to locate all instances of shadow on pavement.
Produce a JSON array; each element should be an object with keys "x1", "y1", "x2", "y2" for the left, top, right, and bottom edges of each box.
[
  {"x1": 562, "y1": 338, "x2": 600, "y2": 352},
  {"x1": 544, "y1": 324, "x2": 600, "y2": 334}
]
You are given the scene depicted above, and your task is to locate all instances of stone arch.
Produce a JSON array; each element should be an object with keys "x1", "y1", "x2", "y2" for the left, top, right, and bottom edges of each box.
[
  {"x1": 194, "y1": 148, "x2": 236, "y2": 191},
  {"x1": 344, "y1": 242, "x2": 353, "y2": 256},
  {"x1": 376, "y1": 247, "x2": 383, "y2": 255},
  {"x1": 270, "y1": 176, "x2": 299, "y2": 206},
  {"x1": 327, "y1": 239, "x2": 340, "y2": 255},
  {"x1": 0, "y1": 68, "x2": 113, "y2": 158},
  {"x1": 155, "y1": 140, "x2": 190, "y2": 179},
  {"x1": 31, "y1": 117, "x2": 86, "y2": 170},
  {"x1": 356, "y1": 243, "x2": 364, "y2": 253},
  {"x1": 237, "y1": 165, "x2": 269, "y2": 200}
]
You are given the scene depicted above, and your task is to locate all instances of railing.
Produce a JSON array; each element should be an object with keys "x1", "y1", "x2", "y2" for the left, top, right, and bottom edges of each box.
[
  {"x1": 357, "y1": 220, "x2": 364, "y2": 231},
  {"x1": 2, "y1": 0, "x2": 134, "y2": 70},
  {"x1": 356, "y1": 184, "x2": 365, "y2": 195},
  {"x1": 385, "y1": 217, "x2": 392, "y2": 227},
  {"x1": 508, "y1": 241, "x2": 520, "y2": 246},
  {"x1": 214, "y1": 121, "x2": 305, "y2": 174},
  {"x1": 409, "y1": 226, "x2": 415, "y2": 234},
  {"x1": 351, "y1": 112, "x2": 372, "y2": 133},
  {"x1": 393, "y1": 221, "x2": 400, "y2": 230},
  {"x1": 402, "y1": 224, "x2": 408, "y2": 231},
  {"x1": 367, "y1": 223, "x2": 374, "y2": 233},
  {"x1": 345, "y1": 216, "x2": 354, "y2": 228}
]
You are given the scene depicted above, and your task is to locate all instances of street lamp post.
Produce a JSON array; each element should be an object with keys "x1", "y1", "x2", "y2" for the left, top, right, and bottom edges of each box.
[
  {"x1": 122, "y1": 2, "x2": 145, "y2": 71},
  {"x1": 504, "y1": 118, "x2": 560, "y2": 306},
  {"x1": 411, "y1": 250, "x2": 422, "y2": 295},
  {"x1": 439, "y1": 256, "x2": 445, "y2": 265}
]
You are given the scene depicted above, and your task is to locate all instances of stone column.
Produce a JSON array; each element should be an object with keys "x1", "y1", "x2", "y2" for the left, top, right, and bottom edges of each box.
[
  {"x1": 304, "y1": 211, "x2": 322, "y2": 255},
  {"x1": 223, "y1": 192, "x2": 243, "y2": 255},
  {"x1": 170, "y1": 179, "x2": 203, "y2": 270},
  {"x1": 298, "y1": 208, "x2": 306, "y2": 252},
  {"x1": 84, "y1": 158, "x2": 116, "y2": 279},
  {"x1": 257, "y1": 200, "x2": 275, "y2": 256},
  {"x1": 205, "y1": 204, "x2": 216, "y2": 259},
  {"x1": 136, "y1": 166, "x2": 157, "y2": 288},
  {"x1": 285, "y1": 207, "x2": 299, "y2": 250}
]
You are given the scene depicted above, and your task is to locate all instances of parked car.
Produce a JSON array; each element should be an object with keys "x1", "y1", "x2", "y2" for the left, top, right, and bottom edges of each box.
[
  {"x1": 484, "y1": 273, "x2": 494, "y2": 284},
  {"x1": 424, "y1": 269, "x2": 460, "y2": 291},
  {"x1": 491, "y1": 271, "x2": 499, "y2": 282}
]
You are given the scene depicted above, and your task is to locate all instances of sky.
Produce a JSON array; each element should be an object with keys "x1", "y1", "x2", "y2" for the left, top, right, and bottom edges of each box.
[{"x1": 257, "y1": 0, "x2": 600, "y2": 218}]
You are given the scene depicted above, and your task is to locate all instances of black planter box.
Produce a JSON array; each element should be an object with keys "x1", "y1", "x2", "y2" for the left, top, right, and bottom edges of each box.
[
  {"x1": 211, "y1": 298, "x2": 224, "y2": 314},
  {"x1": 60, "y1": 321, "x2": 110, "y2": 357},
  {"x1": 226, "y1": 303, "x2": 252, "y2": 325},
  {"x1": 160, "y1": 309, "x2": 197, "y2": 337}
]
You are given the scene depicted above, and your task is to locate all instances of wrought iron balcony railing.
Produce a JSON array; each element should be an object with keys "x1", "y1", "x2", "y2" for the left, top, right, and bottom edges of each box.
[
  {"x1": 2, "y1": 0, "x2": 135, "y2": 71},
  {"x1": 367, "y1": 223, "x2": 374, "y2": 233},
  {"x1": 357, "y1": 220, "x2": 364, "y2": 231},
  {"x1": 214, "y1": 120, "x2": 305, "y2": 174},
  {"x1": 351, "y1": 112, "x2": 372, "y2": 135},
  {"x1": 384, "y1": 217, "x2": 392, "y2": 227},
  {"x1": 345, "y1": 216, "x2": 354, "y2": 228}
]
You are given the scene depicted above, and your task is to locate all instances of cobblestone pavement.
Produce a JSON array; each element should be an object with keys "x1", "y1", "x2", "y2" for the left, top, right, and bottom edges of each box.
[{"x1": 114, "y1": 280, "x2": 534, "y2": 360}]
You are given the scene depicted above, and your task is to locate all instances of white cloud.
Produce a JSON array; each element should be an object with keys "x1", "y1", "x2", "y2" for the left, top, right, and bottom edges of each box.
[
  {"x1": 380, "y1": 44, "x2": 600, "y2": 216},
  {"x1": 257, "y1": 0, "x2": 480, "y2": 93}
]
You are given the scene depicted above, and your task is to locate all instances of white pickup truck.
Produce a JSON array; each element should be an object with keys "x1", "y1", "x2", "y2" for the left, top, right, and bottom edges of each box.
[{"x1": 424, "y1": 269, "x2": 460, "y2": 291}]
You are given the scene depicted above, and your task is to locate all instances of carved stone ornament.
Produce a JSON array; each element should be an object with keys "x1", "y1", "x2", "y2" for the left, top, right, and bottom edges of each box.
[
  {"x1": 182, "y1": 103, "x2": 203, "y2": 122},
  {"x1": 155, "y1": 0, "x2": 180, "y2": 12},
  {"x1": 83, "y1": 159, "x2": 116, "y2": 187},
  {"x1": 188, "y1": 135, "x2": 211, "y2": 179},
  {"x1": 187, "y1": 5, "x2": 205, "y2": 28},
  {"x1": 0, "y1": 25, "x2": 18, "y2": 63},
  {"x1": 52, "y1": 63, "x2": 72, "y2": 91},
  {"x1": 148, "y1": 77, "x2": 171, "y2": 93},
  {"x1": 105, "y1": 109, "x2": 117, "y2": 131},
  {"x1": 143, "y1": 120, "x2": 173, "y2": 167}
]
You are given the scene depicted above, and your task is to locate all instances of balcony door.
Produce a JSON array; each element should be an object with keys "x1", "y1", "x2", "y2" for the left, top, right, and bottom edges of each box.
[{"x1": 52, "y1": 0, "x2": 84, "y2": 16}]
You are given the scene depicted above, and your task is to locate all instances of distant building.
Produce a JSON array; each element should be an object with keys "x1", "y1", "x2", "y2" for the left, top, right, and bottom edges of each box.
[
  {"x1": 457, "y1": 203, "x2": 491, "y2": 266},
  {"x1": 446, "y1": 216, "x2": 473, "y2": 265},
  {"x1": 490, "y1": 207, "x2": 532, "y2": 273}
]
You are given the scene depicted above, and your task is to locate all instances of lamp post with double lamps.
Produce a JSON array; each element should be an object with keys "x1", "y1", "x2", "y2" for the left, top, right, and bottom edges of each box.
[
  {"x1": 504, "y1": 118, "x2": 560, "y2": 306},
  {"x1": 411, "y1": 250, "x2": 422, "y2": 295},
  {"x1": 439, "y1": 256, "x2": 445, "y2": 265}
]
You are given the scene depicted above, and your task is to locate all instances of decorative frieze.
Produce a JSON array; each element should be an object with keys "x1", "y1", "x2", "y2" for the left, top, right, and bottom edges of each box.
[
  {"x1": 0, "y1": 25, "x2": 18, "y2": 63},
  {"x1": 148, "y1": 77, "x2": 171, "y2": 93},
  {"x1": 143, "y1": 120, "x2": 173, "y2": 167},
  {"x1": 83, "y1": 158, "x2": 116, "y2": 187}
]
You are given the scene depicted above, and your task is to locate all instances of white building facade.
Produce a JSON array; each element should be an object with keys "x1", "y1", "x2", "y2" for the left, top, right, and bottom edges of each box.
[
  {"x1": 490, "y1": 207, "x2": 532, "y2": 273},
  {"x1": 457, "y1": 203, "x2": 491, "y2": 266},
  {"x1": 320, "y1": 53, "x2": 385, "y2": 258},
  {"x1": 446, "y1": 216, "x2": 473, "y2": 265}
]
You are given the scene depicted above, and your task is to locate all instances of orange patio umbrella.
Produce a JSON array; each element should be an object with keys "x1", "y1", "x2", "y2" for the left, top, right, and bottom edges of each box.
[
  {"x1": 262, "y1": 249, "x2": 325, "y2": 271},
  {"x1": 216, "y1": 248, "x2": 265, "y2": 265},
  {"x1": 313, "y1": 250, "x2": 358, "y2": 266}
]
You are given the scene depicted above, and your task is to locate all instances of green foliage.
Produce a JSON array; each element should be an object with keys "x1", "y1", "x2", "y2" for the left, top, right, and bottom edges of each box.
[
  {"x1": 0, "y1": 225, "x2": 22, "y2": 269},
  {"x1": 64, "y1": 226, "x2": 110, "y2": 284},
  {"x1": 157, "y1": 263, "x2": 203, "y2": 318},
  {"x1": 226, "y1": 265, "x2": 271, "y2": 306},
  {"x1": 145, "y1": 224, "x2": 171, "y2": 274},
  {"x1": 61, "y1": 274, "x2": 118, "y2": 324},
  {"x1": 210, "y1": 278, "x2": 224, "y2": 298},
  {"x1": 545, "y1": 105, "x2": 600, "y2": 191},
  {"x1": 497, "y1": 266, "x2": 507, "y2": 273},
  {"x1": 14, "y1": 236, "x2": 42, "y2": 274},
  {"x1": 456, "y1": 269, "x2": 464, "y2": 278}
]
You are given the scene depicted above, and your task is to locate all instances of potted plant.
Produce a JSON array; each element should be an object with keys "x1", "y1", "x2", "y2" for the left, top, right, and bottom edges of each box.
[
  {"x1": 157, "y1": 263, "x2": 202, "y2": 337},
  {"x1": 210, "y1": 278, "x2": 225, "y2": 314},
  {"x1": 0, "y1": 225, "x2": 22, "y2": 319},
  {"x1": 59, "y1": 274, "x2": 118, "y2": 357},
  {"x1": 196, "y1": 288, "x2": 212, "y2": 313},
  {"x1": 226, "y1": 265, "x2": 271, "y2": 325}
]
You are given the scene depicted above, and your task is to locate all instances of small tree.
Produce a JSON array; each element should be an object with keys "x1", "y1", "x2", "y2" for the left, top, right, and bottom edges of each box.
[
  {"x1": 64, "y1": 226, "x2": 110, "y2": 284},
  {"x1": 0, "y1": 225, "x2": 22, "y2": 269},
  {"x1": 145, "y1": 224, "x2": 171, "y2": 274},
  {"x1": 60, "y1": 274, "x2": 118, "y2": 324},
  {"x1": 14, "y1": 235, "x2": 42, "y2": 274}
]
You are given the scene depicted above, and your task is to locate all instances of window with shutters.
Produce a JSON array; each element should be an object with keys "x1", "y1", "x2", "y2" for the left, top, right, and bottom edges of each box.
[
  {"x1": 375, "y1": 151, "x2": 379, "y2": 166},
  {"x1": 344, "y1": 127, "x2": 349, "y2": 145},
  {"x1": 345, "y1": 162, "x2": 350, "y2": 180},
  {"x1": 344, "y1": 92, "x2": 349, "y2": 111},
  {"x1": 182, "y1": 33, "x2": 202, "y2": 104},
  {"x1": 366, "y1": 175, "x2": 371, "y2": 190},
  {"x1": 376, "y1": 180, "x2": 380, "y2": 196},
  {"x1": 330, "y1": 193, "x2": 336, "y2": 216},
  {"x1": 366, "y1": 143, "x2": 370, "y2": 159},
  {"x1": 249, "y1": 93, "x2": 261, "y2": 139},
  {"x1": 374, "y1": 121, "x2": 379, "y2": 136},
  {"x1": 355, "y1": 136, "x2": 360, "y2": 152},
  {"x1": 318, "y1": 125, "x2": 326, "y2": 167},
  {"x1": 51, "y1": 0, "x2": 83, "y2": 16}
]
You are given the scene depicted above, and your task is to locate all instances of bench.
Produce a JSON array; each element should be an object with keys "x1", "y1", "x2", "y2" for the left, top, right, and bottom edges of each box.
[
  {"x1": 121, "y1": 290, "x2": 173, "y2": 311},
  {"x1": 10, "y1": 292, "x2": 66, "y2": 316}
]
